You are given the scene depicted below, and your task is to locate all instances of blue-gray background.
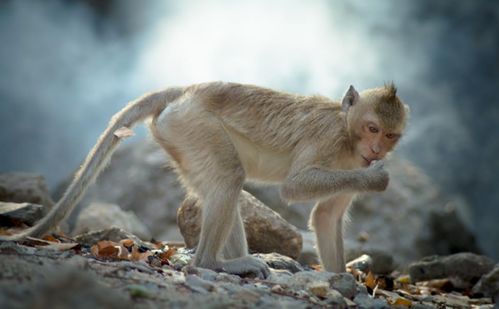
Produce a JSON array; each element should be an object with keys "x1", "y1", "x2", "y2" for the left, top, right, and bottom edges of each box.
[{"x1": 1, "y1": 0, "x2": 498, "y2": 258}]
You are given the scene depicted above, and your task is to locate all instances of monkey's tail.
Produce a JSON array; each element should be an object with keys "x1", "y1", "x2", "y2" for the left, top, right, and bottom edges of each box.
[{"x1": 0, "y1": 87, "x2": 184, "y2": 241}]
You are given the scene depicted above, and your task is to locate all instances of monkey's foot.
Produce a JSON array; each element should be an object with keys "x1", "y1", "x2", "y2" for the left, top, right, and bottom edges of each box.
[{"x1": 218, "y1": 256, "x2": 270, "y2": 279}]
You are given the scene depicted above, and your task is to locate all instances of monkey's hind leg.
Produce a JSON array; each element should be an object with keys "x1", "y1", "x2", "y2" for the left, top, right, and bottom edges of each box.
[
  {"x1": 222, "y1": 204, "x2": 248, "y2": 260},
  {"x1": 153, "y1": 106, "x2": 269, "y2": 278},
  {"x1": 190, "y1": 141, "x2": 269, "y2": 278}
]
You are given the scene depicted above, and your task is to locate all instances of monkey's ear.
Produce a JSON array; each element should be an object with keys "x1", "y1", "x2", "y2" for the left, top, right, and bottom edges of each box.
[{"x1": 341, "y1": 85, "x2": 359, "y2": 112}]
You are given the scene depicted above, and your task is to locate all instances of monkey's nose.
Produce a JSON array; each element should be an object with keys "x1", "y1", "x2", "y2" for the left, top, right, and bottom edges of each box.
[{"x1": 371, "y1": 145, "x2": 380, "y2": 154}]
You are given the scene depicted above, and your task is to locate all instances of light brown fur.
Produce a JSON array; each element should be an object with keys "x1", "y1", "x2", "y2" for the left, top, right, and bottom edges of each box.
[{"x1": 0, "y1": 81, "x2": 408, "y2": 276}]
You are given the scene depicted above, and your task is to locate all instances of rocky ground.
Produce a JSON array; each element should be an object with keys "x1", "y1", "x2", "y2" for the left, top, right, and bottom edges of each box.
[
  {"x1": 0, "y1": 139, "x2": 498, "y2": 308},
  {"x1": 0, "y1": 228, "x2": 497, "y2": 309}
]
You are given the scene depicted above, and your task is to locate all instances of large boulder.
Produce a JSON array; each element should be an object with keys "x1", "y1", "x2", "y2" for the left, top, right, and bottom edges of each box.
[
  {"x1": 0, "y1": 173, "x2": 54, "y2": 212},
  {"x1": 0, "y1": 202, "x2": 44, "y2": 226},
  {"x1": 72, "y1": 202, "x2": 152, "y2": 240},
  {"x1": 54, "y1": 139, "x2": 185, "y2": 241},
  {"x1": 177, "y1": 190, "x2": 303, "y2": 259}
]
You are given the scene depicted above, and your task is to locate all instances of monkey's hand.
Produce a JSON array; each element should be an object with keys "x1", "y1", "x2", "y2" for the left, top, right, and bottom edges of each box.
[
  {"x1": 219, "y1": 256, "x2": 270, "y2": 279},
  {"x1": 366, "y1": 160, "x2": 389, "y2": 191}
]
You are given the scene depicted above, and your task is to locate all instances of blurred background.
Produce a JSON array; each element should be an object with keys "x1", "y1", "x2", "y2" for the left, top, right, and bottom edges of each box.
[{"x1": 1, "y1": 0, "x2": 498, "y2": 258}]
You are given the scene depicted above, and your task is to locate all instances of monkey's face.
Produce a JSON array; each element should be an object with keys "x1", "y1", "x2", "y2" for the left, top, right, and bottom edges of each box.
[{"x1": 353, "y1": 112, "x2": 402, "y2": 167}]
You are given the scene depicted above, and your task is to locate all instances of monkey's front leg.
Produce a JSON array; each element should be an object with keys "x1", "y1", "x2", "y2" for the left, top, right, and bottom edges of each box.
[
  {"x1": 281, "y1": 160, "x2": 388, "y2": 202},
  {"x1": 309, "y1": 194, "x2": 353, "y2": 273}
]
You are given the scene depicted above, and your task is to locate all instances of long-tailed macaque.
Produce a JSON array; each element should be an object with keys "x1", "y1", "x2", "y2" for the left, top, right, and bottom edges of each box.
[{"x1": 0, "y1": 82, "x2": 408, "y2": 278}]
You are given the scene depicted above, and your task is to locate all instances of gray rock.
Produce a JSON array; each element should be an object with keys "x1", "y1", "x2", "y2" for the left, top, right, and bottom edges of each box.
[
  {"x1": 254, "y1": 252, "x2": 304, "y2": 273},
  {"x1": 177, "y1": 190, "x2": 303, "y2": 259},
  {"x1": 73, "y1": 227, "x2": 148, "y2": 247},
  {"x1": 346, "y1": 254, "x2": 373, "y2": 273},
  {"x1": 417, "y1": 202, "x2": 481, "y2": 256},
  {"x1": 0, "y1": 264, "x2": 129, "y2": 309},
  {"x1": 0, "y1": 173, "x2": 54, "y2": 211},
  {"x1": 290, "y1": 271, "x2": 357, "y2": 299},
  {"x1": 409, "y1": 253, "x2": 495, "y2": 288},
  {"x1": 0, "y1": 201, "x2": 43, "y2": 225},
  {"x1": 472, "y1": 263, "x2": 499, "y2": 300},
  {"x1": 323, "y1": 289, "x2": 347, "y2": 308},
  {"x1": 354, "y1": 293, "x2": 390, "y2": 309},
  {"x1": 72, "y1": 202, "x2": 152, "y2": 240},
  {"x1": 297, "y1": 230, "x2": 320, "y2": 266},
  {"x1": 329, "y1": 273, "x2": 357, "y2": 299},
  {"x1": 183, "y1": 265, "x2": 218, "y2": 281},
  {"x1": 185, "y1": 274, "x2": 217, "y2": 293},
  {"x1": 244, "y1": 183, "x2": 313, "y2": 230},
  {"x1": 346, "y1": 249, "x2": 395, "y2": 275}
]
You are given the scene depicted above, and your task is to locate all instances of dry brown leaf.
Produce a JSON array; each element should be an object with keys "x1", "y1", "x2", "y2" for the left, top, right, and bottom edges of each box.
[
  {"x1": 117, "y1": 244, "x2": 129, "y2": 259},
  {"x1": 375, "y1": 289, "x2": 413, "y2": 307},
  {"x1": 42, "y1": 235, "x2": 60, "y2": 243},
  {"x1": 365, "y1": 271, "x2": 377, "y2": 290},
  {"x1": 114, "y1": 127, "x2": 134, "y2": 138},
  {"x1": 392, "y1": 297, "x2": 413, "y2": 307},
  {"x1": 310, "y1": 264, "x2": 322, "y2": 271},
  {"x1": 158, "y1": 247, "x2": 177, "y2": 262},
  {"x1": 120, "y1": 238, "x2": 134, "y2": 248},
  {"x1": 396, "y1": 275, "x2": 411, "y2": 285},
  {"x1": 91, "y1": 240, "x2": 120, "y2": 258},
  {"x1": 130, "y1": 245, "x2": 152, "y2": 261}
]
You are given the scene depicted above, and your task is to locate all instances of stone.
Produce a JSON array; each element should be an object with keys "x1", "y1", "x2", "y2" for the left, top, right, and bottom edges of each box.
[
  {"x1": 244, "y1": 183, "x2": 313, "y2": 230},
  {"x1": 183, "y1": 265, "x2": 218, "y2": 281},
  {"x1": 0, "y1": 173, "x2": 54, "y2": 211},
  {"x1": 177, "y1": 190, "x2": 303, "y2": 259},
  {"x1": 0, "y1": 201, "x2": 43, "y2": 225},
  {"x1": 290, "y1": 271, "x2": 357, "y2": 299},
  {"x1": 409, "y1": 253, "x2": 495, "y2": 288},
  {"x1": 307, "y1": 281, "x2": 329, "y2": 298},
  {"x1": 254, "y1": 252, "x2": 304, "y2": 273},
  {"x1": 73, "y1": 227, "x2": 148, "y2": 248},
  {"x1": 354, "y1": 293, "x2": 390, "y2": 309},
  {"x1": 346, "y1": 254, "x2": 373, "y2": 273},
  {"x1": 324, "y1": 289, "x2": 347, "y2": 307},
  {"x1": 329, "y1": 273, "x2": 357, "y2": 299},
  {"x1": 72, "y1": 202, "x2": 152, "y2": 240},
  {"x1": 185, "y1": 274, "x2": 217, "y2": 293},
  {"x1": 472, "y1": 263, "x2": 499, "y2": 301},
  {"x1": 346, "y1": 249, "x2": 395, "y2": 275},
  {"x1": 297, "y1": 230, "x2": 319, "y2": 266}
]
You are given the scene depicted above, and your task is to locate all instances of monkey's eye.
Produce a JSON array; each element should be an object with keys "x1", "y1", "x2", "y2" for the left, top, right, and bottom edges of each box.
[
  {"x1": 386, "y1": 133, "x2": 398, "y2": 139},
  {"x1": 368, "y1": 126, "x2": 379, "y2": 134}
]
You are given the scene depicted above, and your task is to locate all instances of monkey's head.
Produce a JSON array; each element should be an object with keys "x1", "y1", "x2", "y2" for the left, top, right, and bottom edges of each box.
[{"x1": 341, "y1": 83, "x2": 409, "y2": 167}]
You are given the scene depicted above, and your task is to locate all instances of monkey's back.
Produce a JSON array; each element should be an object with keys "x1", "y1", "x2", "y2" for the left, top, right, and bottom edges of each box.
[{"x1": 192, "y1": 82, "x2": 346, "y2": 153}]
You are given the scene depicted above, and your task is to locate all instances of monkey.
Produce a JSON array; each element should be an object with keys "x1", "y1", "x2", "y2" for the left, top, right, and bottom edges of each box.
[{"x1": 0, "y1": 81, "x2": 408, "y2": 277}]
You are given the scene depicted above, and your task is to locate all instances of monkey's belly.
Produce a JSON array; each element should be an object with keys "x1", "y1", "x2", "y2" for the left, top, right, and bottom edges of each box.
[
  {"x1": 243, "y1": 149, "x2": 292, "y2": 182},
  {"x1": 224, "y1": 125, "x2": 292, "y2": 183}
]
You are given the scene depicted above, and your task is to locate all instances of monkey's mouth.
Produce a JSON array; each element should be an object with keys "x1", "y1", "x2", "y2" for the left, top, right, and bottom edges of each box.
[{"x1": 361, "y1": 155, "x2": 372, "y2": 166}]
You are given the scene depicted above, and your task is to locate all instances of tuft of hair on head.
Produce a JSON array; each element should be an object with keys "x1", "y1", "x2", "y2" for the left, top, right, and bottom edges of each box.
[
  {"x1": 383, "y1": 82, "x2": 397, "y2": 101},
  {"x1": 373, "y1": 82, "x2": 406, "y2": 130}
]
